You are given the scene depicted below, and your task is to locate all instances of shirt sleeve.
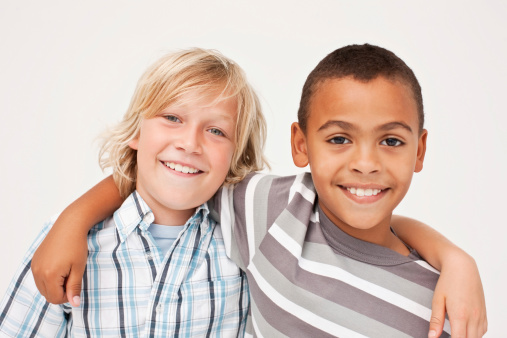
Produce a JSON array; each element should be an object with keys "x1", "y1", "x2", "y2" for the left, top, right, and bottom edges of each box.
[
  {"x1": 0, "y1": 219, "x2": 70, "y2": 337},
  {"x1": 210, "y1": 173, "x2": 291, "y2": 270}
]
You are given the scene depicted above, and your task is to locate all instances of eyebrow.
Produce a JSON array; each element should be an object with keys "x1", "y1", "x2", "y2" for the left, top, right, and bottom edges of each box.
[
  {"x1": 318, "y1": 120, "x2": 357, "y2": 132},
  {"x1": 376, "y1": 121, "x2": 413, "y2": 133},
  {"x1": 318, "y1": 120, "x2": 413, "y2": 133},
  {"x1": 161, "y1": 106, "x2": 236, "y2": 123},
  {"x1": 216, "y1": 113, "x2": 236, "y2": 122}
]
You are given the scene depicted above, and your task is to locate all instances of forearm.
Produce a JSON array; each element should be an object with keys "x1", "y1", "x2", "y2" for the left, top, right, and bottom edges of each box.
[
  {"x1": 51, "y1": 175, "x2": 123, "y2": 235},
  {"x1": 31, "y1": 175, "x2": 124, "y2": 304},
  {"x1": 391, "y1": 215, "x2": 468, "y2": 271}
]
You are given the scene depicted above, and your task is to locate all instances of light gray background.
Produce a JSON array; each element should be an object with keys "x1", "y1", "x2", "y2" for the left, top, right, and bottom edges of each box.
[{"x1": 1, "y1": 1, "x2": 505, "y2": 336}]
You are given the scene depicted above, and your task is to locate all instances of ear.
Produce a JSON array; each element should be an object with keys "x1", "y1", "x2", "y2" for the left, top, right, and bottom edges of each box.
[
  {"x1": 128, "y1": 135, "x2": 139, "y2": 150},
  {"x1": 291, "y1": 122, "x2": 309, "y2": 168},
  {"x1": 414, "y1": 129, "x2": 427, "y2": 173}
]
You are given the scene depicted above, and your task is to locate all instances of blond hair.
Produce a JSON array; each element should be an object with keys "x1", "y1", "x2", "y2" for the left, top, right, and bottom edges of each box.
[{"x1": 99, "y1": 48, "x2": 268, "y2": 198}]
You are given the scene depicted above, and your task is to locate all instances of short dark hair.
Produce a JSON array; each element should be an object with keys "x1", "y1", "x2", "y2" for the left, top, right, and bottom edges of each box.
[{"x1": 297, "y1": 44, "x2": 424, "y2": 133}]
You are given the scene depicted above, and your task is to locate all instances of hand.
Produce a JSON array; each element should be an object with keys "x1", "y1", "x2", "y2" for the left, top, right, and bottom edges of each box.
[
  {"x1": 30, "y1": 176, "x2": 122, "y2": 306},
  {"x1": 428, "y1": 251, "x2": 487, "y2": 338},
  {"x1": 31, "y1": 221, "x2": 88, "y2": 307}
]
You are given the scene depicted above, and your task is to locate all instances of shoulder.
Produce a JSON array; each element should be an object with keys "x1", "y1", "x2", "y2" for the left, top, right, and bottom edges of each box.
[{"x1": 235, "y1": 171, "x2": 315, "y2": 197}]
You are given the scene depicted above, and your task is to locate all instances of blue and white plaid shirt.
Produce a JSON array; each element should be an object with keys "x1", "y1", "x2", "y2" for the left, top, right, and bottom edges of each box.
[{"x1": 0, "y1": 191, "x2": 249, "y2": 337}]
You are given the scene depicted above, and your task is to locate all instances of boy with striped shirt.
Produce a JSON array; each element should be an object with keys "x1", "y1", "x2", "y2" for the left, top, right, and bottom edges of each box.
[{"x1": 210, "y1": 44, "x2": 457, "y2": 337}]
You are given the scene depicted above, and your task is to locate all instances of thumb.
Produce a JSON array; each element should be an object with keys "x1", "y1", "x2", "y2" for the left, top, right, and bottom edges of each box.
[
  {"x1": 65, "y1": 263, "x2": 85, "y2": 307},
  {"x1": 428, "y1": 295, "x2": 445, "y2": 338}
]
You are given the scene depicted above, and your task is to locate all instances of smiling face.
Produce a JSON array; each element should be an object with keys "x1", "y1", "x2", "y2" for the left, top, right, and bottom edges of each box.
[
  {"x1": 129, "y1": 90, "x2": 237, "y2": 225},
  {"x1": 291, "y1": 76, "x2": 427, "y2": 245}
]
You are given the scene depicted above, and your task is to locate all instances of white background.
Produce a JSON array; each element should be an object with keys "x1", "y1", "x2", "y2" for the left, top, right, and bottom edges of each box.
[{"x1": 0, "y1": 1, "x2": 505, "y2": 336}]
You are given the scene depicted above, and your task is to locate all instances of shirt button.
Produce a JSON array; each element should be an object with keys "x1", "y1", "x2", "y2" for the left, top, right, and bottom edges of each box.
[{"x1": 143, "y1": 212, "x2": 154, "y2": 224}]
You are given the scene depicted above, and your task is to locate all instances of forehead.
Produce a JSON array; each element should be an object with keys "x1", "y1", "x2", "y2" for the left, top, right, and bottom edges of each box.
[
  {"x1": 308, "y1": 77, "x2": 419, "y2": 130},
  {"x1": 168, "y1": 88, "x2": 238, "y2": 114}
]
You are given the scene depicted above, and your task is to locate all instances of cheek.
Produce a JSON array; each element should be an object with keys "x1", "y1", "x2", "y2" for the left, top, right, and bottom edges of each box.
[
  {"x1": 213, "y1": 143, "x2": 235, "y2": 176},
  {"x1": 390, "y1": 162, "x2": 415, "y2": 191},
  {"x1": 224, "y1": 146, "x2": 235, "y2": 170},
  {"x1": 310, "y1": 149, "x2": 342, "y2": 178},
  {"x1": 398, "y1": 152, "x2": 418, "y2": 175}
]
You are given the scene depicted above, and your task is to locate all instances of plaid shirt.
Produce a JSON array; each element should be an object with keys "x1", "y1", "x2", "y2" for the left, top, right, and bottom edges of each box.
[{"x1": 0, "y1": 191, "x2": 249, "y2": 337}]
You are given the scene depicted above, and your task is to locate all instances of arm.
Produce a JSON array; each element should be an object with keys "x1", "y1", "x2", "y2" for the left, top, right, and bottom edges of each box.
[
  {"x1": 0, "y1": 221, "x2": 69, "y2": 336},
  {"x1": 31, "y1": 176, "x2": 123, "y2": 306},
  {"x1": 391, "y1": 215, "x2": 487, "y2": 338}
]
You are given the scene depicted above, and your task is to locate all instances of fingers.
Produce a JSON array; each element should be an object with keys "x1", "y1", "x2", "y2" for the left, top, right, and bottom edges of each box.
[
  {"x1": 466, "y1": 308, "x2": 487, "y2": 338},
  {"x1": 428, "y1": 295, "x2": 445, "y2": 338},
  {"x1": 447, "y1": 305, "x2": 488, "y2": 338},
  {"x1": 434, "y1": 310, "x2": 487, "y2": 338},
  {"x1": 466, "y1": 312, "x2": 479, "y2": 338},
  {"x1": 42, "y1": 274, "x2": 68, "y2": 304},
  {"x1": 449, "y1": 316, "x2": 466, "y2": 338},
  {"x1": 31, "y1": 260, "x2": 68, "y2": 304},
  {"x1": 31, "y1": 263, "x2": 47, "y2": 300},
  {"x1": 479, "y1": 305, "x2": 488, "y2": 337},
  {"x1": 65, "y1": 262, "x2": 85, "y2": 307},
  {"x1": 482, "y1": 316, "x2": 488, "y2": 336}
]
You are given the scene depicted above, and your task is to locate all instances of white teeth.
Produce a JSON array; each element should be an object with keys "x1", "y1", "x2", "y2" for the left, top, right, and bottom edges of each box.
[
  {"x1": 347, "y1": 187, "x2": 383, "y2": 197},
  {"x1": 164, "y1": 162, "x2": 199, "y2": 174}
]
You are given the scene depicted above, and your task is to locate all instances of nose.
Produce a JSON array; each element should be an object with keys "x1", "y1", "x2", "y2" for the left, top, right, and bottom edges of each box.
[
  {"x1": 174, "y1": 126, "x2": 202, "y2": 154},
  {"x1": 349, "y1": 144, "x2": 381, "y2": 174}
]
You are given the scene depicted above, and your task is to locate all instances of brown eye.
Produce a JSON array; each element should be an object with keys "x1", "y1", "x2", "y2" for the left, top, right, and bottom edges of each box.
[
  {"x1": 381, "y1": 138, "x2": 403, "y2": 147},
  {"x1": 329, "y1": 136, "x2": 350, "y2": 144}
]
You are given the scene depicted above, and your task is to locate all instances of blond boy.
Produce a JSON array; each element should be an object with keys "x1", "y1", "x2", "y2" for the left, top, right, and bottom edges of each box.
[{"x1": 0, "y1": 48, "x2": 267, "y2": 337}]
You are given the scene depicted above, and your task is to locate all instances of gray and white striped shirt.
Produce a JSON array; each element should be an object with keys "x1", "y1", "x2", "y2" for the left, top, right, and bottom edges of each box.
[{"x1": 211, "y1": 172, "x2": 451, "y2": 338}]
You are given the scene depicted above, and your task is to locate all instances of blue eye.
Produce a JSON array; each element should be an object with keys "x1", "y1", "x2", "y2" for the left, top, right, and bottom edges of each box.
[
  {"x1": 329, "y1": 136, "x2": 351, "y2": 144},
  {"x1": 381, "y1": 138, "x2": 403, "y2": 147},
  {"x1": 208, "y1": 128, "x2": 224, "y2": 136},
  {"x1": 164, "y1": 115, "x2": 181, "y2": 123}
]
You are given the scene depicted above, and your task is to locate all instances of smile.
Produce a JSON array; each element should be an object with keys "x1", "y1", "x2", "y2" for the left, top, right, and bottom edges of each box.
[
  {"x1": 346, "y1": 187, "x2": 384, "y2": 197},
  {"x1": 164, "y1": 162, "x2": 200, "y2": 174}
]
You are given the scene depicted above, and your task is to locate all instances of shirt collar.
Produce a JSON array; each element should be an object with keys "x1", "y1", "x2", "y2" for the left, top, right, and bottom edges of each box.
[{"x1": 113, "y1": 191, "x2": 210, "y2": 243}]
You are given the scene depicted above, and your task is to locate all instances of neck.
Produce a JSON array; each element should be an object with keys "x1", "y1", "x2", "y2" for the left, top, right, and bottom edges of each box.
[
  {"x1": 343, "y1": 226, "x2": 410, "y2": 256},
  {"x1": 320, "y1": 206, "x2": 410, "y2": 256},
  {"x1": 135, "y1": 189, "x2": 196, "y2": 226},
  {"x1": 152, "y1": 208, "x2": 196, "y2": 226}
]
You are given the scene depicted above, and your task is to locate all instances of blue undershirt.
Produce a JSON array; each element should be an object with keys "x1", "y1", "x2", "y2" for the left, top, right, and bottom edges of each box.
[{"x1": 148, "y1": 223, "x2": 185, "y2": 257}]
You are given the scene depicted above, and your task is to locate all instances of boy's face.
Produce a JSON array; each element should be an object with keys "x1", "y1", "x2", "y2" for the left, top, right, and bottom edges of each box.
[
  {"x1": 129, "y1": 90, "x2": 237, "y2": 225},
  {"x1": 291, "y1": 76, "x2": 427, "y2": 238}
]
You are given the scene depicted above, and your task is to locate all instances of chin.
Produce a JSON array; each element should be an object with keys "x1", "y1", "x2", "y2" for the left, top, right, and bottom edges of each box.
[{"x1": 342, "y1": 216, "x2": 383, "y2": 231}]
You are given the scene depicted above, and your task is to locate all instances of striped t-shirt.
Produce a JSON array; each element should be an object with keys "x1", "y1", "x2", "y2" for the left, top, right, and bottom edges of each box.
[{"x1": 210, "y1": 172, "x2": 451, "y2": 338}]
